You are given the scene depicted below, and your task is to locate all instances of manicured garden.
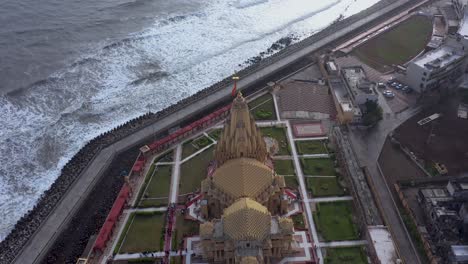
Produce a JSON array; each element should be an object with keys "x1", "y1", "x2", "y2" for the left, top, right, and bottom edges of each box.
[
  {"x1": 301, "y1": 158, "x2": 336, "y2": 176},
  {"x1": 179, "y1": 146, "x2": 214, "y2": 194},
  {"x1": 208, "y1": 129, "x2": 222, "y2": 141},
  {"x1": 292, "y1": 214, "x2": 306, "y2": 229},
  {"x1": 248, "y1": 93, "x2": 277, "y2": 120},
  {"x1": 145, "y1": 166, "x2": 171, "y2": 198},
  {"x1": 284, "y1": 176, "x2": 299, "y2": 189},
  {"x1": 172, "y1": 216, "x2": 199, "y2": 251},
  {"x1": 313, "y1": 201, "x2": 359, "y2": 241},
  {"x1": 182, "y1": 135, "x2": 213, "y2": 159},
  {"x1": 306, "y1": 177, "x2": 346, "y2": 197},
  {"x1": 274, "y1": 159, "x2": 295, "y2": 175},
  {"x1": 118, "y1": 212, "x2": 165, "y2": 253},
  {"x1": 353, "y1": 15, "x2": 433, "y2": 72},
  {"x1": 324, "y1": 247, "x2": 368, "y2": 264},
  {"x1": 260, "y1": 126, "x2": 290, "y2": 155},
  {"x1": 296, "y1": 140, "x2": 327, "y2": 155}
]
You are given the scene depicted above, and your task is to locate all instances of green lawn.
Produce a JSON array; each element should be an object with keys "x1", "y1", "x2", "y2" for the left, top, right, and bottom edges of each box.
[
  {"x1": 292, "y1": 214, "x2": 306, "y2": 229},
  {"x1": 172, "y1": 216, "x2": 199, "y2": 251},
  {"x1": 179, "y1": 146, "x2": 214, "y2": 194},
  {"x1": 138, "y1": 198, "x2": 169, "y2": 208},
  {"x1": 260, "y1": 127, "x2": 290, "y2": 155},
  {"x1": 301, "y1": 158, "x2": 336, "y2": 176},
  {"x1": 324, "y1": 247, "x2": 368, "y2": 264},
  {"x1": 353, "y1": 15, "x2": 432, "y2": 72},
  {"x1": 182, "y1": 136, "x2": 212, "y2": 160},
  {"x1": 208, "y1": 129, "x2": 222, "y2": 140},
  {"x1": 248, "y1": 93, "x2": 277, "y2": 120},
  {"x1": 313, "y1": 201, "x2": 359, "y2": 241},
  {"x1": 155, "y1": 150, "x2": 174, "y2": 163},
  {"x1": 145, "y1": 166, "x2": 171, "y2": 198},
  {"x1": 274, "y1": 159, "x2": 295, "y2": 175},
  {"x1": 296, "y1": 140, "x2": 327, "y2": 154},
  {"x1": 306, "y1": 177, "x2": 345, "y2": 197},
  {"x1": 284, "y1": 176, "x2": 299, "y2": 189},
  {"x1": 119, "y1": 212, "x2": 165, "y2": 253}
]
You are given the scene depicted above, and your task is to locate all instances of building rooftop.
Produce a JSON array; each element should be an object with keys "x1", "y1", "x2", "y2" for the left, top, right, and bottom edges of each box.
[
  {"x1": 212, "y1": 158, "x2": 274, "y2": 199},
  {"x1": 451, "y1": 245, "x2": 468, "y2": 261},
  {"x1": 223, "y1": 198, "x2": 271, "y2": 241},
  {"x1": 342, "y1": 67, "x2": 377, "y2": 96},
  {"x1": 459, "y1": 7, "x2": 468, "y2": 37},
  {"x1": 368, "y1": 226, "x2": 398, "y2": 264},
  {"x1": 329, "y1": 78, "x2": 354, "y2": 112},
  {"x1": 412, "y1": 45, "x2": 464, "y2": 71}
]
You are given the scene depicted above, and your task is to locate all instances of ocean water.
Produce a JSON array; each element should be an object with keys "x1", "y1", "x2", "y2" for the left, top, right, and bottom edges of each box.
[{"x1": 0, "y1": 0, "x2": 381, "y2": 240}]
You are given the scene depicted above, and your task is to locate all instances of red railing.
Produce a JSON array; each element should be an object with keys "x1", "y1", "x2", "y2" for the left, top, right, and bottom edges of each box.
[{"x1": 92, "y1": 183, "x2": 131, "y2": 253}]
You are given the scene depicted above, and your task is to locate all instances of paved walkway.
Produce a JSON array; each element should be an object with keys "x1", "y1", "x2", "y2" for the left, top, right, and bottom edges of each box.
[
  {"x1": 319, "y1": 240, "x2": 368, "y2": 248},
  {"x1": 272, "y1": 92, "x2": 282, "y2": 122},
  {"x1": 285, "y1": 120, "x2": 323, "y2": 264},
  {"x1": 293, "y1": 136, "x2": 328, "y2": 141},
  {"x1": 298, "y1": 154, "x2": 329, "y2": 158},
  {"x1": 309, "y1": 196, "x2": 353, "y2": 203},
  {"x1": 180, "y1": 143, "x2": 215, "y2": 163},
  {"x1": 124, "y1": 207, "x2": 167, "y2": 213},
  {"x1": 170, "y1": 145, "x2": 182, "y2": 203},
  {"x1": 304, "y1": 175, "x2": 336, "y2": 178}
]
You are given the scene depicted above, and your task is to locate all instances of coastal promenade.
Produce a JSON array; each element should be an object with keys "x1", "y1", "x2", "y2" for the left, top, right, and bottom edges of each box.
[{"x1": 12, "y1": 0, "x2": 421, "y2": 263}]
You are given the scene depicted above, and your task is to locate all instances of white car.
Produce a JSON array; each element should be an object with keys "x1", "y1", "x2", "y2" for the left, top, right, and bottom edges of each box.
[{"x1": 383, "y1": 90, "x2": 395, "y2": 98}]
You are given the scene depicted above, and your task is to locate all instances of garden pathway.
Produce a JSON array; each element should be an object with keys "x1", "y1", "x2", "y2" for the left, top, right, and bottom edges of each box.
[
  {"x1": 319, "y1": 240, "x2": 368, "y2": 248},
  {"x1": 170, "y1": 145, "x2": 182, "y2": 203},
  {"x1": 309, "y1": 196, "x2": 353, "y2": 203},
  {"x1": 286, "y1": 120, "x2": 323, "y2": 264},
  {"x1": 125, "y1": 207, "x2": 167, "y2": 213}
]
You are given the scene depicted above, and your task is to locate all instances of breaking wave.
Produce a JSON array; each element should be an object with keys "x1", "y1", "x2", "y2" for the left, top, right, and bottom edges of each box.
[{"x1": 0, "y1": 0, "x2": 381, "y2": 240}]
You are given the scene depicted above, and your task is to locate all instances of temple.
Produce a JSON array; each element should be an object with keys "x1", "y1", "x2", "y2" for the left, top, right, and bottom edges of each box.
[{"x1": 199, "y1": 93, "x2": 295, "y2": 263}]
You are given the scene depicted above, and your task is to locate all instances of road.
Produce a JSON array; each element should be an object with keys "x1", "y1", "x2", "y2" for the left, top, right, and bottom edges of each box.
[{"x1": 347, "y1": 105, "x2": 422, "y2": 264}]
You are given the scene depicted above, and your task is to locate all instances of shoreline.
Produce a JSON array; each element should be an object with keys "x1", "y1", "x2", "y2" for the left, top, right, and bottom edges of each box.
[{"x1": 0, "y1": 0, "x2": 424, "y2": 263}]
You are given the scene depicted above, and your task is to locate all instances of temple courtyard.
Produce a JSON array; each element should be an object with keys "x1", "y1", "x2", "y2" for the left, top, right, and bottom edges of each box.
[{"x1": 92, "y1": 87, "x2": 368, "y2": 264}]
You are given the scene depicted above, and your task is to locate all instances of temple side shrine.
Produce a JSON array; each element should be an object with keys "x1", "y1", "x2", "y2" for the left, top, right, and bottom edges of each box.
[{"x1": 199, "y1": 93, "x2": 295, "y2": 263}]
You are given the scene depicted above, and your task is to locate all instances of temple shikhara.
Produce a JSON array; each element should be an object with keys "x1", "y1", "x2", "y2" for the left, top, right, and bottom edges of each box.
[{"x1": 199, "y1": 93, "x2": 295, "y2": 263}]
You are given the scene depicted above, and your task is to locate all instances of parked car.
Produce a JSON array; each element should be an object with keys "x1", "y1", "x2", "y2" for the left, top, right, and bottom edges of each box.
[
  {"x1": 377, "y1": 82, "x2": 386, "y2": 89},
  {"x1": 402, "y1": 86, "x2": 413, "y2": 93},
  {"x1": 391, "y1": 82, "x2": 399, "y2": 88},
  {"x1": 383, "y1": 90, "x2": 395, "y2": 98},
  {"x1": 396, "y1": 84, "x2": 403, "y2": 90}
]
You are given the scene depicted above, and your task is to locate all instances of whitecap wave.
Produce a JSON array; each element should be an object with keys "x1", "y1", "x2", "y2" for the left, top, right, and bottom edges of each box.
[{"x1": 0, "y1": 0, "x2": 381, "y2": 240}]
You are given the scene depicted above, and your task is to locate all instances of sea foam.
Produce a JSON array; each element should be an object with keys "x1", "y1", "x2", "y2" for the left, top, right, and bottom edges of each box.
[{"x1": 0, "y1": 0, "x2": 380, "y2": 240}]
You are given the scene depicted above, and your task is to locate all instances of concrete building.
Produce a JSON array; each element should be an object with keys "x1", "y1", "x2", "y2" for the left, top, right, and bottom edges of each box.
[
  {"x1": 341, "y1": 67, "x2": 378, "y2": 105},
  {"x1": 324, "y1": 60, "x2": 363, "y2": 124},
  {"x1": 199, "y1": 93, "x2": 294, "y2": 263},
  {"x1": 405, "y1": 38, "x2": 467, "y2": 93},
  {"x1": 450, "y1": 245, "x2": 468, "y2": 264},
  {"x1": 328, "y1": 78, "x2": 356, "y2": 124}
]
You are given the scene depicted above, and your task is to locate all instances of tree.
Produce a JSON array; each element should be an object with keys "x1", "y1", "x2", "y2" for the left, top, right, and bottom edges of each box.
[{"x1": 362, "y1": 100, "x2": 383, "y2": 126}]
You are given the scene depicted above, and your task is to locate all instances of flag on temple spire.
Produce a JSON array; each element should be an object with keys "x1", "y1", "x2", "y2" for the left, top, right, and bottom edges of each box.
[{"x1": 232, "y1": 74, "x2": 240, "y2": 97}]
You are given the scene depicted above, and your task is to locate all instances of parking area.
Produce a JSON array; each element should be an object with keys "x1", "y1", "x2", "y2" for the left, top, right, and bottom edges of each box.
[
  {"x1": 335, "y1": 55, "x2": 419, "y2": 114},
  {"x1": 375, "y1": 76, "x2": 420, "y2": 113}
]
